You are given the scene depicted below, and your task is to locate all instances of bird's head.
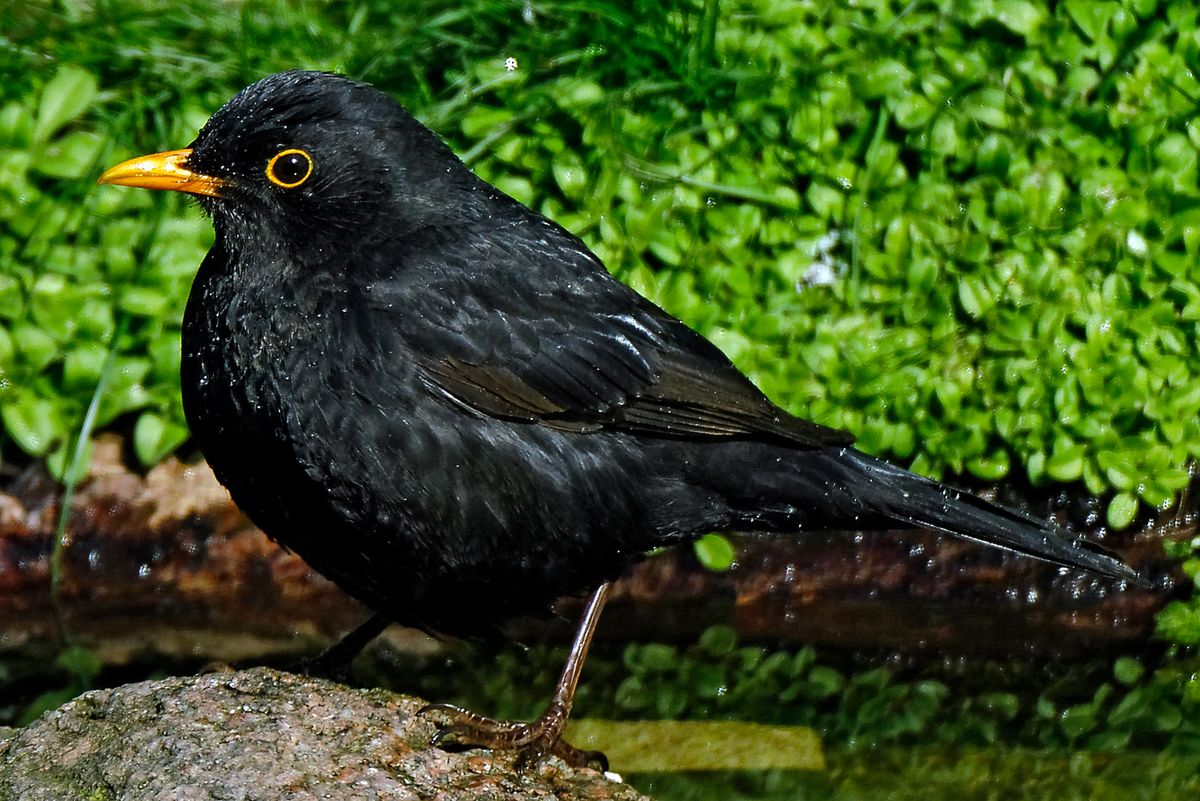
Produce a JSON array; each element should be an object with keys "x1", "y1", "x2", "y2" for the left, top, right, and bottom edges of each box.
[{"x1": 99, "y1": 71, "x2": 476, "y2": 268}]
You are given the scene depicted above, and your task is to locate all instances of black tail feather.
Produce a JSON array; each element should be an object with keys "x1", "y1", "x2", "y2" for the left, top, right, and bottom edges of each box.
[{"x1": 841, "y1": 450, "x2": 1143, "y2": 585}]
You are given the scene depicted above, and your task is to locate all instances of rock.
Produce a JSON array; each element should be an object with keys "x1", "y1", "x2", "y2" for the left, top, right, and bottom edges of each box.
[{"x1": 0, "y1": 667, "x2": 648, "y2": 801}]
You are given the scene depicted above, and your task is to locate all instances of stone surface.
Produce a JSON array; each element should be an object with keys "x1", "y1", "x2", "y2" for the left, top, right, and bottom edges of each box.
[{"x1": 0, "y1": 667, "x2": 648, "y2": 801}]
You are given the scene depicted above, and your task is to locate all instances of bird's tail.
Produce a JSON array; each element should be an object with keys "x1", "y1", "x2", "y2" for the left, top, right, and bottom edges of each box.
[{"x1": 830, "y1": 449, "x2": 1140, "y2": 583}]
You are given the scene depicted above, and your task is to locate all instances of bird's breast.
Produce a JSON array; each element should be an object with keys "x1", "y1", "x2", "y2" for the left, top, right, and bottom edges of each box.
[{"x1": 181, "y1": 261, "x2": 380, "y2": 479}]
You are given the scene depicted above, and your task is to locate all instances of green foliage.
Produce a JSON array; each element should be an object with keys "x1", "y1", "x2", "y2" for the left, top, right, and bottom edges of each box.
[
  {"x1": 1156, "y1": 537, "x2": 1200, "y2": 646},
  {"x1": 633, "y1": 749, "x2": 1200, "y2": 801},
  {"x1": 2, "y1": 0, "x2": 1198, "y2": 646},
  {"x1": 419, "y1": 0, "x2": 1200, "y2": 534},
  {"x1": 0, "y1": 59, "x2": 207, "y2": 478},
  {"x1": 4, "y1": 0, "x2": 1199, "y2": 527},
  {"x1": 15, "y1": 645, "x2": 102, "y2": 726},
  {"x1": 392, "y1": 625, "x2": 1200, "y2": 757}
]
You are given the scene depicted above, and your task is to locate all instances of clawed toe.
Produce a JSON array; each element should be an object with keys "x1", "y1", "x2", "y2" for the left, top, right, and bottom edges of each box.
[
  {"x1": 417, "y1": 703, "x2": 605, "y2": 770},
  {"x1": 414, "y1": 585, "x2": 612, "y2": 771},
  {"x1": 418, "y1": 702, "x2": 526, "y2": 743},
  {"x1": 546, "y1": 740, "x2": 608, "y2": 771}
]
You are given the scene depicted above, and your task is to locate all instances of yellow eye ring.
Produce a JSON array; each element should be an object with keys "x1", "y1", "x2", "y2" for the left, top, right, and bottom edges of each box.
[{"x1": 266, "y1": 148, "x2": 314, "y2": 188}]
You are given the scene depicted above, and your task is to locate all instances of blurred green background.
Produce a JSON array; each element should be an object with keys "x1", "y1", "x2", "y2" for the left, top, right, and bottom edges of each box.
[{"x1": 4, "y1": 0, "x2": 1200, "y2": 798}]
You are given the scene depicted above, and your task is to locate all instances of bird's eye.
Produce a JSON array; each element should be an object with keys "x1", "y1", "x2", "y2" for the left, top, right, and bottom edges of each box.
[{"x1": 266, "y1": 149, "x2": 314, "y2": 188}]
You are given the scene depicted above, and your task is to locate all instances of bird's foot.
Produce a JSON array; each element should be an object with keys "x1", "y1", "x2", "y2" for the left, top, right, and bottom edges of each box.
[
  {"x1": 419, "y1": 702, "x2": 607, "y2": 771},
  {"x1": 418, "y1": 585, "x2": 613, "y2": 771}
]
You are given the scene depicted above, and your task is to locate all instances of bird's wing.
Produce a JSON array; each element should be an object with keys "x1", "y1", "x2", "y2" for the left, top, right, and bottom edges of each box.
[{"x1": 398, "y1": 276, "x2": 852, "y2": 448}]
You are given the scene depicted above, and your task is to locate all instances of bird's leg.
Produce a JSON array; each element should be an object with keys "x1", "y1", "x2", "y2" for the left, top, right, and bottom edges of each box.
[
  {"x1": 422, "y1": 582, "x2": 611, "y2": 769},
  {"x1": 293, "y1": 613, "x2": 390, "y2": 681}
]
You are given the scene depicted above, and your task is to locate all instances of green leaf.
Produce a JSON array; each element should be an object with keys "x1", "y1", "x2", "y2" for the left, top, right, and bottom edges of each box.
[
  {"x1": 132, "y1": 412, "x2": 189, "y2": 465},
  {"x1": 551, "y1": 79, "x2": 604, "y2": 109},
  {"x1": 966, "y1": 450, "x2": 1010, "y2": 481},
  {"x1": 963, "y1": 88, "x2": 1008, "y2": 129},
  {"x1": 806, "y1": 182, "x2": 843, "y2": 220},
  {"x1": 639, "y1": 643, "x2": 678, "y2": 673},
  {"x1": 1157, "y1": 600, "x2": 1200, "y2": 645},
  {"x1": 34, "y1": 65, "x2": 98, "y2": 144},
  {"x1": 55, "y1": 644, "x2": 102, "y2": 680},
  {"x1": 975, "y1": 134, "x2": 1011, "y2": 176},
  {"x1": 0, "y1": 101, "x2": 33, "y2": 148},
  {"x1": 63, "y1": 344, "x2": 108, "y2": 390},
  {"x1": 790, "y1": 647, "x2": 816, "y2": 677},
  {"x1": 0, "y1": 327, "x2": 14, "y2": 369},
  {"x1": 1112, "y1": 656, "x2": 1144, "y2": 686},
  {"x1": 459, "y1": 106, "x2": 511, "y2": 140},
  {"x1": 979, "y1": 691, "x2": 1020, "y2": 719},
  {"x1": 1088, "y1": 730, "x2": 1131, "y2": 751},
  {"x1": 806, "y1": 666, "x2": 844, "y2": 699},
  {"x1": 930, "y1": 116, "x2": 959, "y2": 156},
  {"x1": 957, "y1": 277, "x2": 995, "y2": 319},
  {"x1": 493, "y1": 174, "x2": 535, "y2": 206},
  {"x1": 1106, "y1": 492, "x2": 1138, "y2": 530},
  {"x1": 551, "y1": 154, "x2": 588, "y2": 201},
  {"x1": 861, "y1": 59, "x2": 913, "y2": 100},
  {"x1": 0, "y1": 274, "x2": 24, "y2": 319},
  {"x1": 1059, "y1": 704, "x2": 1098, "y2": 740},
  {"x1": 653, "y1": 684, "x2": 688, "y2": 718},
  {"x1": 46, "y1": 436, "x2": 92, "y2": 483},
  {"x1": 892, "y1": 94, "x2": 933, "y2": 129},
  {"x1": 1155, "y1": 703, "x2": 1183, "y2": 732},
  {"x1": 1065, "y1": 0, "x2": 1105, "y2": 41},
  {"x1": 33, "y1": 130, "x2": 104, "y2": 179},
  {"x1": 693, "y1": 533, "x2": 735, "y2": 571},
  {"x1": 690, "y1": 663, "x2": 727, "y2": 698},
  {"x1": 1045, "y1": 443, "x2": 1085, "y2": 482},
  {"x1": 699, "y1": 625, "x2": 737, "y2": 656},
  {"x1": 117, "y1": 286, "x2": 168, "y2": 318},
  {"x1": 992, "y1": 0, "x2": 1045, "y2": 36},
  {"x1": 614, "y1": 676, "x2": 649, "y2": 711},
  {"x1": 1, "y1": 392, "x2": 62, "y2": 456},
  {"x1": 12, "y1": 324, "x2": 58, "y2": 371}
]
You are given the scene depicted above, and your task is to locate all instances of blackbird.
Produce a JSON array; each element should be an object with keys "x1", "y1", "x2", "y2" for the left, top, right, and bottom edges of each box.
[{"x1": 99, "y1": 70, "x2": 1139, "y2": 766}]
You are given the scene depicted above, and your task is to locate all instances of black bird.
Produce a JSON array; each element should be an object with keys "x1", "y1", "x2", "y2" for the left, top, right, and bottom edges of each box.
[{"x1": 99, "y1": 70, "x2": 1138, "y2": 766}]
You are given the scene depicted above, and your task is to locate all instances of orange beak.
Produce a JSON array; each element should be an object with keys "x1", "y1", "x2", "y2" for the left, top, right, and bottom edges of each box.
[{"x1": 97, "y1": 148, "x2": 225, "y2": 197}]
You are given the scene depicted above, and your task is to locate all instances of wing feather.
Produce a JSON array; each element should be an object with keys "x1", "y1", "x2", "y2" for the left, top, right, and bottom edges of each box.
[
  {"x1": 415, "y1": 302, "x2": 850, "y2": 447},
  {"x1": 376, "y1": 225, "x2": 852, "y2": 449}
]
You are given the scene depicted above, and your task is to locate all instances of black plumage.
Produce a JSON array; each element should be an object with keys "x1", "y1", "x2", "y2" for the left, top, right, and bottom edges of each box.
[{"x1": 99, "y1": 70, "x2": 1138, "y2": 764}]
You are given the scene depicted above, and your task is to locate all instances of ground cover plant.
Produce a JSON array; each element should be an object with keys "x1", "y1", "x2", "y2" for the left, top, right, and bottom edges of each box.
[
  {"x1": 4, "y1": 0, "x2": 1200, "y2": 526},
  {"x1": 370, "y1": 624, "x2": 1200, "y2": 798}
]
